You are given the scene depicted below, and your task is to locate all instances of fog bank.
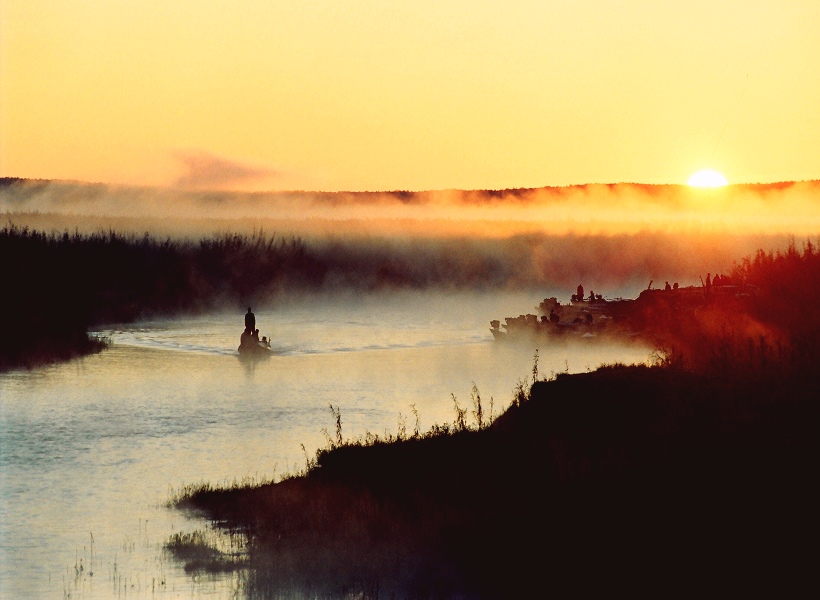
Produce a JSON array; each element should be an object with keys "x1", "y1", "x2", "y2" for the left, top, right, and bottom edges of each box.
[{"x1": 3, "y1": 178, "x2": 817, "y2": 298}]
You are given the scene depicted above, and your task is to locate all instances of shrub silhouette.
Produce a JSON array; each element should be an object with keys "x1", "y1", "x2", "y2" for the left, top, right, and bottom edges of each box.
[{"x1": 0, "y1": 226, "x2": 322, "y2": 369}]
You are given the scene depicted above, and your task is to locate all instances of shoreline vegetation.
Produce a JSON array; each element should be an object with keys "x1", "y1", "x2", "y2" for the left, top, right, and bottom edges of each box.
[
  {"x1": 3, "y1": 217, "x2": 816, "y2": 370},
  {"x1": 3, "y1": 216, "x2": 818, "y2": 595},
  {"x1": 166, "y1": 242, "x2": 819, "y2": 597},
  {"x1": 1, "y1": 224, "x2": 322, "y2": 371}
]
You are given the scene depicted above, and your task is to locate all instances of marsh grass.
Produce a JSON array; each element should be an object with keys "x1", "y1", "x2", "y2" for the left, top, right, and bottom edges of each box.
[
  {"x1": 164, "y1": 529, "x2": 248, "y2": 574},
  {"x1": 165, "y1": 373, "x2": 545, "y2": 598},
  {"x1": 1, "y1": 224, "x2": 320, "y2": 370},
  {"x1": 160, "y1": 242, "x2": 820, "y2": 596}
]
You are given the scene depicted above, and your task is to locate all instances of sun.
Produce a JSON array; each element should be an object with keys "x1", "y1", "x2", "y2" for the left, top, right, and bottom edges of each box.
[{"x1": 687, "y1": 170, "x2": 728, "y2": 187}]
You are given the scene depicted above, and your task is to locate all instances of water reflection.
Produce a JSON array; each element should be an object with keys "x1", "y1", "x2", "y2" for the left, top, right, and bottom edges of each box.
[{"x1": 0, "y1": 292, "x2": 653, "y2": 599}]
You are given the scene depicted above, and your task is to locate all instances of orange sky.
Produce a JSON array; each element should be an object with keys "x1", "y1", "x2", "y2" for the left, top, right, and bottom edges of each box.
[{"x1": 2, "y1": 1, "x2": 819, "y2": 192}]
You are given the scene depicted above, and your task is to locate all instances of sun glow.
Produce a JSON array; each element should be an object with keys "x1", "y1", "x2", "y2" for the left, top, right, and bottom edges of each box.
[{"x1": 688, "y1": 170, "x2": 728, "y2": 188}]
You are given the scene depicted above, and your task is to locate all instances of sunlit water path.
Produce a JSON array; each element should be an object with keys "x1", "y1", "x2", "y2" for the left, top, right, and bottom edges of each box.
[{"x1": 0, "y1": 291, "x2": 652, "y2": 599}]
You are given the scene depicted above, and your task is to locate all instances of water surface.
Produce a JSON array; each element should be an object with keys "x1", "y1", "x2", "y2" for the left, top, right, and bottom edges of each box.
[{"x1": 0, "y1": 291, "x2": 653, "y2": 599}]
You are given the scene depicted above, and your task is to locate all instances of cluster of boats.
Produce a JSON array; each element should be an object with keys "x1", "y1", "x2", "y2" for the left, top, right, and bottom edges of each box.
[
  {"x1": 489, "y1": 282, "x2": 760, "y2": 344},
  {"x1": 490, "y1": 293, "x2": 620, "y2": 343}
]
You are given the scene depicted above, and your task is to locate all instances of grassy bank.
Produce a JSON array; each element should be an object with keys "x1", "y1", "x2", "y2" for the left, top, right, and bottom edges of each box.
[
  {"x1": 0, "y1": 225, "x2": 320, "y2": 370},
  {"x1": 172, "y1": 362, "x2": 816, "y2": 598},
  {"x1": 170, "y1": 241, "x2": 819, "y2": 598}
]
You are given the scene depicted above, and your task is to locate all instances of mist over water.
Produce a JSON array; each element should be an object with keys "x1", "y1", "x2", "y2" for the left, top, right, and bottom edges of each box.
[
  {"x1": 2, "y1": 177, "x2": 817, "y2": 597},
  {"x1": 0, "y1": 291, "x2": 653, "y2": 599},
  {"x1": 4, "y1": 178, "x2": 817, "y2": 299},
  {"x1": 3, "y1": 179, "x2": 819, "y2": 236}
]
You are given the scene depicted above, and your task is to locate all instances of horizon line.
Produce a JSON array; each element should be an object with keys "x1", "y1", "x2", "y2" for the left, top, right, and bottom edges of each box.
[{"x1": 2, "y1": 175, "x2": 819, "y2": 196}]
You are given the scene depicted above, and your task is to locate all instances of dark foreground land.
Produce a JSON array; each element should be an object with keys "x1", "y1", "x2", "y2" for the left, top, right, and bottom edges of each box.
[
  {"x1": 172, "y1": 244, "x2": 819, "y2": 598},
  {"x1": 175, "y1": 364, "x2": 817, "y2": 598}
]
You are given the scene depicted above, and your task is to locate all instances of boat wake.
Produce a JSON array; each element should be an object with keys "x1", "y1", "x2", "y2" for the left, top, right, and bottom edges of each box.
[
  {"x1": 107, "y1": 331, "x2": 239, "y2": 356},
  {"x1": 102, "y1": 329, "x2": 490, "y2": 358}
]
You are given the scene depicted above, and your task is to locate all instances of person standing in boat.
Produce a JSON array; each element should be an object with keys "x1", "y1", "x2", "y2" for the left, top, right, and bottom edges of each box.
[
  {"x1": 245, "y1": 307, "x2": 256, "y2": 333},
  {"x1": 576, "y1": 284, "x2": 584, "y2": 302}
]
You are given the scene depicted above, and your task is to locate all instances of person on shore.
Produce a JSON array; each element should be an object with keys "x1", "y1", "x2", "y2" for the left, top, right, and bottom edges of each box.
[
  {"x1": 245, "y1": 307, "x2": 256, "y2": 333},
  {"x1": 665, "y1": 281, "x2": 672, "y2": 291}
]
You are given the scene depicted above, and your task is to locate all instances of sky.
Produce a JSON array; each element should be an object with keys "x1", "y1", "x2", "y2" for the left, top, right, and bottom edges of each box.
[{"x1": 2, "y1": 1, "x2": 819, "y2": 192}]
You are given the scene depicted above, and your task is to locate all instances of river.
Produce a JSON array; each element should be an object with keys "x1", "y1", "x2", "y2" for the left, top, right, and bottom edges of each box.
[{"x1": 0, "y1": 290, "x2": 652, "y2": 599}]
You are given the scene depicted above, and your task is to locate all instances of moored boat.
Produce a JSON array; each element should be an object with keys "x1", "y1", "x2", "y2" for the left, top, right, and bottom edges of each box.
[
  {"x1": 490, "y1": 292, "x2": 627, "y2": 343},
  {"x1": 490, "y1": 282, "x2": 758, "y2": 344}
]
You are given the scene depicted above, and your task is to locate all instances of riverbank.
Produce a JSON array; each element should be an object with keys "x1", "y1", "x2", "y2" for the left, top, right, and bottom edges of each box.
[
  {"x1": 172, "y1": 361, "x2": 816, "y2": 597},
  {"x1": 0, "y1": 329, "x2": 108, "y2": 372},
  {"x1": 0, "y1": 224, "x2": 319, "y2": 371},
  {"x1": 169, "y1": 241, "x2": 819, "y2": 597}
]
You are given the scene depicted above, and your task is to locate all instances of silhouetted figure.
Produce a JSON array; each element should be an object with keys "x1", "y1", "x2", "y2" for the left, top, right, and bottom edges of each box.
[
  {"x1": 673, "y1": 282, "x2": 679, "y2": 290},
  {"x1": 252, "y1": 328, "x2": 260, "y2": 342},
  {"x1": 665, "y1": 281, "x2": 671, "y2": 291},
  {"x1": 245, "y1": 307, "x2": 256, "y2": 333},
  {"x1": 240, "y1": 329, "x2": 252, "y2": 347},
  {"x1": 705, "y1": 273, "x2": 711, "y2": 288},
  {"x1": 574, "y1": 284, "x2": 584, "y2": 302},
  {"x1": 549, "y1": 309, "x2": 560, "y2": 323},
  {"x1": 588, "y1": 290, "x2": 595, "y2": 301}
]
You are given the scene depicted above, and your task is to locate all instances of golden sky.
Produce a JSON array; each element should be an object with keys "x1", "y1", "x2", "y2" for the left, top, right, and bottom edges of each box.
[{"x1": 2, "y1": 1, "x2": 818, "y2": 192}]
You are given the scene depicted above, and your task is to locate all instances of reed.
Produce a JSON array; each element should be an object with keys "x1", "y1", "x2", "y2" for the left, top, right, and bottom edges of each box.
[
  {"x1": 0, "y1": 224, "x2": 320, "y2": 369},
  {"x1": 164, "y1": 530, "x2": 247, "y2": 574},
  {"x1": 164, "y1": 237, "x2": 820, "y2": 595}
]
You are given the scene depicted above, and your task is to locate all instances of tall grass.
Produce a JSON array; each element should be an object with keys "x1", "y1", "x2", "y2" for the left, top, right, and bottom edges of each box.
[
  {"x1": 0, "y1": 225, "x2": 320, "y2": 369},
  {"x1": 163, "y1": 243, "x2": 820, "y2": 596}
]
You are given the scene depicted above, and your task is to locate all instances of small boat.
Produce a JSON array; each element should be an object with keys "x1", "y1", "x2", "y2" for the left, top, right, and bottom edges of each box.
[
  {"x1": 238, "y1": 327, "x2": 272, "y2": 357},
  {"x1": 238, "y1": 339, "x2": 271, "y2": 356}
]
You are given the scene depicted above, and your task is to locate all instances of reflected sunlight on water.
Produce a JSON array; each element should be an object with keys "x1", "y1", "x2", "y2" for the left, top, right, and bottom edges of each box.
[{"x1": 0, "y1": 291, "x2": 653, "y2": 599}]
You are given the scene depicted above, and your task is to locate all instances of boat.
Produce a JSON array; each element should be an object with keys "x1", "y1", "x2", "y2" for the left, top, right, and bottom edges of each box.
[
  {"x1": 238, "y1": 339, "x2": 271, "y2": 356},
  {"x1": 490, "y1": 283, "x2": 759, "y2": 344},
  {"x1": 238, "y1": 327, "x2": 272, "y2": 357},
  {"x1": 490, "y1": 293, "x2": 630, "y2": 343}
]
